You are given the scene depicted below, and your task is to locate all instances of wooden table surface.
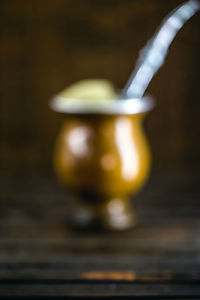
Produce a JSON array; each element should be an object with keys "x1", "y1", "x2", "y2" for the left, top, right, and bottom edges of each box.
[{"x1": 0, "y1": 169, "x2": 200, "y2": 299}]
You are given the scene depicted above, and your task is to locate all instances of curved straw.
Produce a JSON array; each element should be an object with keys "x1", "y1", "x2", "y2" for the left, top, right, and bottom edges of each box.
[{"x1": 123, "y1": 0, "x2": 200, "y2": 99}]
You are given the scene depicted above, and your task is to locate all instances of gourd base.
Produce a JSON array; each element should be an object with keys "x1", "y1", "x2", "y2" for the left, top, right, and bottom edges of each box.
[{"x1": 69, "y1": 197, "x2": 137, "y2": 232}]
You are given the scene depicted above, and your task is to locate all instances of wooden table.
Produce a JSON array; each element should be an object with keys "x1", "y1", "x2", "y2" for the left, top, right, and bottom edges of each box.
[{"x1": 0, "y1": 169, "x2": 200, "y2": 299}]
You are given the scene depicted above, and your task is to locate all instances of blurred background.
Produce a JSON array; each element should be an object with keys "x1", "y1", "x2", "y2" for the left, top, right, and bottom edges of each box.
[
  {"x1": 0, "y1": 2, "x2": 200, "y2": 293},
  {"x1": 1, "y1": 0, "x2": 200, "y2": 174}
]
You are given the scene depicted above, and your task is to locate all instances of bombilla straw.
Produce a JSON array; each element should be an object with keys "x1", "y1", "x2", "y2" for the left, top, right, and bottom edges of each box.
[{"x1": 122, "y1": 0, "x2": 200, "y2": 99}]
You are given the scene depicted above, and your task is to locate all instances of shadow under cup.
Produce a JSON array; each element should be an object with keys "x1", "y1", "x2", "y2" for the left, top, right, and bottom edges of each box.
[{"x1": 51, "y1": 95, "x2": 154, "y2": 231}]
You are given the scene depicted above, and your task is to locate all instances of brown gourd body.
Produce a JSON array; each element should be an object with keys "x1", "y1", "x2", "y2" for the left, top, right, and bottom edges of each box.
[{"x1": 54, "y1": 111, "x2": 151, "y2": 230}]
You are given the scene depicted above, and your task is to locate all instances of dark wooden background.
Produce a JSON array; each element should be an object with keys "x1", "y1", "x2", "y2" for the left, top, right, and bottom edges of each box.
[
  {"x1": 1, "y1": 0, "x2": 200, "y2": 172},
  {"x1": 1, "y1": 1, "x2": 200, "y2": 297}
]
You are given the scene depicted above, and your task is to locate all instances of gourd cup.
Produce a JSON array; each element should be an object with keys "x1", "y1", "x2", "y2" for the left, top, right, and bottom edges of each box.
[{"x1": 51, "y1": 95, "x2": 154, "y2": 231}]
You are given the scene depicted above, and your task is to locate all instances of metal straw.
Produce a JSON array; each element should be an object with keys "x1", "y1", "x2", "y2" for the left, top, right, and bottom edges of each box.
[{"x1": 122, "y1": 0, "x2": 200, "y2": 99}]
